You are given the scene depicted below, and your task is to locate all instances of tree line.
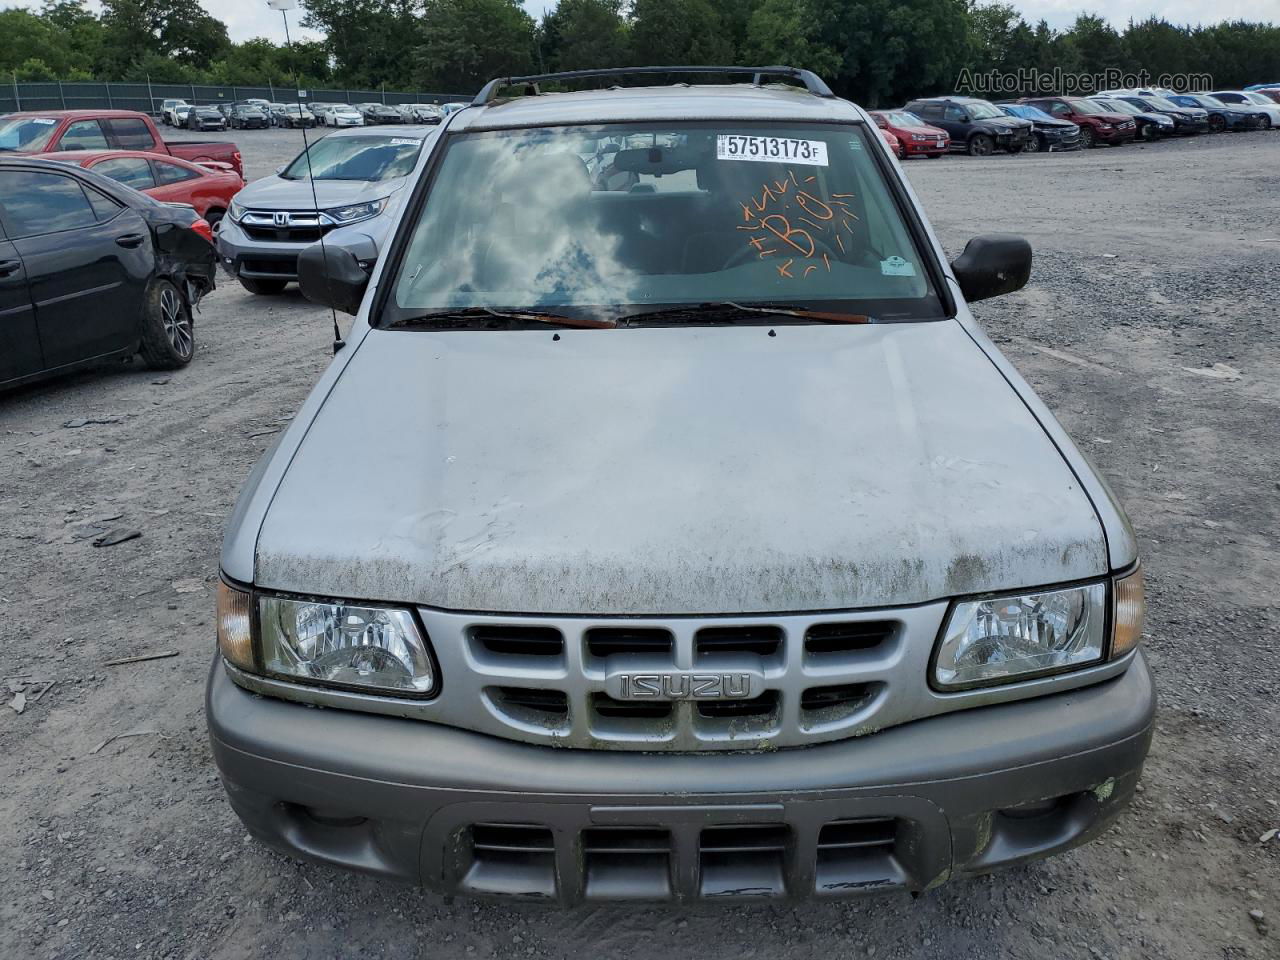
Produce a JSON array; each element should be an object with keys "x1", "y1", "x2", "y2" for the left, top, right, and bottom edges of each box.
[{"x1": 2, "y1": 0, "x2": 1278, "y2": 106}]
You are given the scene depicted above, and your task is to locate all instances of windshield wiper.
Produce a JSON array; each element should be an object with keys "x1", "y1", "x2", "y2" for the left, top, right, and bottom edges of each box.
[
  {"x1": 619, "y1": 301, "x2": 871, "y2": 326},
  {"x1": 386, "y1": 306, "x2": 616, "y2": 330}
]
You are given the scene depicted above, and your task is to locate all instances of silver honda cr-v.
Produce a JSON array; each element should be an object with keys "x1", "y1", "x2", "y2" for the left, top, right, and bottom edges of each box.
[{"x1": 209, "y1": 66, "x2": 1153, "y2": 903}]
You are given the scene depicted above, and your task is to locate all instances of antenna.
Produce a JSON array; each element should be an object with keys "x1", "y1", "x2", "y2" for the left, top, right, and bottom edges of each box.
[{"x1": 270, "y1": 0, "x2": 345, "y2": 353}]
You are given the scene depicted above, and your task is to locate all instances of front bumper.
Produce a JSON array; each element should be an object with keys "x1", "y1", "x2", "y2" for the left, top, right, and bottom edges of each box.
[
  {"x1": 207, "y1": 652, "x2": 1155, "y2": 902},
  {"x1": 215, "y1": 218, "x2": 303, "y2": 281},
  {"x1": 902, "y1": 138, "x2": 948, "y2": 155}
]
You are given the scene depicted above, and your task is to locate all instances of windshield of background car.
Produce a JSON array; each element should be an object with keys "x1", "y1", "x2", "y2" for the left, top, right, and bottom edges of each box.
[
  {"x1": 281, "y1": 135, "x2": 424, "y2": 181},
  {"x1": 1068, "y1": 99, "x2": 1109, "y2": 115},
  {"x1": 883, "y1": 111, "x2": 928, "y2": 127},
  {"x1": 0, "y1": 117, "x2": 60, "y2": 152},
  {"x1": 965, "y1": 102, "x2": 1004, "y2": 119},
  {"x1": 1096, "y1": 99, "x2": 1139, "y2": 115},
  {"x1": 385, "y1": 121, "x2": 944, "y2": 325}
]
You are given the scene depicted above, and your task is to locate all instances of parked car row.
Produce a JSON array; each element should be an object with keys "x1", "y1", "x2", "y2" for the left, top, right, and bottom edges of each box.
[{"x1": 866, "y1": 86, "x2": 1277, "y2": 159}]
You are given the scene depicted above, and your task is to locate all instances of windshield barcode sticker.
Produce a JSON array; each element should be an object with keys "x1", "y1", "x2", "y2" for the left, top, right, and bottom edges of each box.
[
  {"x1": 717, "y1": 135, "x2": 828, "y2": 166},
  {"x1": 389, "y1": 138, "x2": 421, "y2": 146}
]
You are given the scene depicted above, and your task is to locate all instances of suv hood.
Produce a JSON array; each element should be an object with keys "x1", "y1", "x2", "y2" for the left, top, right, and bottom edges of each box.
[
  {"x1": 237, "y1": 176, "x2": 405, "y2": 210},
  {"x1": 252, "y1": 320, "x2": 1107, "y2": 615}
]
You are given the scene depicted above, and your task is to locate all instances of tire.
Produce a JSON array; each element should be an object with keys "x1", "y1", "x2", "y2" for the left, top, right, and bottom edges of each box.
[
  {"x1": 1261, "y1": 116, "x2": 1273, "y2": 130},
  {"x1": 1026, "y1": 133, "x2": 1044, "y2": 153},
  {"x1": 1209, "y1": 114, "x2": 1226, "y2": 133},
  {"x1": 204, "y1": 208, "x2": 225, "y2": 229},
  {"x1": 1080, "y1": 126, "x2": 1096, "y2": 148},
  {"x1": 238, "y1": 276, "x2": 288, "y2": 295},
  {"x1": 967, "y1": 134, "x2": 994, "y2": 157},
  {"x1": 897, "y1": 143, "x2": 907, "y2": 160},
  {"x1": 138, "y1": 279, "x2": 194, "y2": 370}
]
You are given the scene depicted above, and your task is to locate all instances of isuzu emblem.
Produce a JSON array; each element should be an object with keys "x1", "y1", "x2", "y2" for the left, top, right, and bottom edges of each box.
[{"x1": 606, "y1": 671, "x2": 761, "y2": 700}]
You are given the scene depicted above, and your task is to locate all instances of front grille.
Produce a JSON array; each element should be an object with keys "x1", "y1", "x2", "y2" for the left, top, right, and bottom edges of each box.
[
  {"x1": 240, "y1": 259, "x2": 297, "y2": 277},
  {"x1": 695, "y1": 625, "x2": 782, "y2": 659},
  {"x1": 471, "y1": 624, "x2": 563, "y2": 659},
  {"x1": 583, "y1": 828, "x2": 672, "y2": 899},
  {"x1": 585, "y1": 627, "x2": 673, "y2": 659},
  {"x1": 700, "y1": 824, "x2": 790, "y2": 897},
  {"x1": 241, "y1": 224, "x2": 328, "y2": 243},
  {"x1": 804, "y1": 621, "x2": 894, "y2": 657},
  {"x1": 816, "y1": 818, "x2": 902, "y2": 892},
  {"x1": 465, "y1": 823, "x2": 557, "y2": 898},
  {"x1": 454, "y1": 814, "x2": 907, "y2": 901},
  {"x1": 424, "y1": 609, "x2": 919, "y2": 750}
]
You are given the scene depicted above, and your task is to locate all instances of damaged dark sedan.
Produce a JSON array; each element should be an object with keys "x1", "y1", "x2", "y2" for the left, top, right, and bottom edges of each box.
[{"x1": 0, "y1": 156, "x2": 216, "y2": 390}]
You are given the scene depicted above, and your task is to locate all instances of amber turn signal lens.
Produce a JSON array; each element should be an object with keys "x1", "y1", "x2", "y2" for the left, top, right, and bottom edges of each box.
[
  {"x1": 217, "y1": 580, "x2": 255, "y2": 670},
  {"x1": 1111, "y1": 566, "x2": 1145, "y2": 659}
]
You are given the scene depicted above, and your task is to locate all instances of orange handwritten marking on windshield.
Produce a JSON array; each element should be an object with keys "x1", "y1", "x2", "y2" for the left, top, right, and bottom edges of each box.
[
  {"x1": 796, "y1": 191, "x2": 835, "y2": 220},
  {"x1": 735, "y1": 176, "x2": 858, "y2": 282},
  {"x1": 832, "y1": 192, "x2": 856, "y2": 198}
]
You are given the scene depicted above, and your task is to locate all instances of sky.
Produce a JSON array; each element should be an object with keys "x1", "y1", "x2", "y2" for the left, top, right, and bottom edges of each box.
[{"x1": 6, "y1": 0, "x2": 1278, "y2": 44}]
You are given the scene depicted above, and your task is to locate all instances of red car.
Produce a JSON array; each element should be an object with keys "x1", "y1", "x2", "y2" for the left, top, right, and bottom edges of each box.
[
  {"x1": 49, "y1": 150, "x2": 242, "y2": 227},
  {"x1": 869, "y1": 110, "x2": 950, "y2": 158},
  {"x1": 0, "y1": 109, "x2": 242, "y2": 177},
  {"x1": 877, "y1": 126, "x2": 903, "y2": 157}
]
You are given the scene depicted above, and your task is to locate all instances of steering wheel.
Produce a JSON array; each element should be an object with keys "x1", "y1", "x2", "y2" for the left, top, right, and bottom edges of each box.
[{"x1": 721, "y1": 233, "x2": 840, "y2": 271}]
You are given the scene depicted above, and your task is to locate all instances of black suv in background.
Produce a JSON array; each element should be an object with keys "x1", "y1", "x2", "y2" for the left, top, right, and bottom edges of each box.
[
  {"x1": 903, "y1": 97, "x2": 1033, "y2": 155},
  {"x1": 229, "y1": 104, "x2": 269, "y2": 130},
  {"x1": 185, "y1": 106, "x2": 227, "y2": 131},
  {"x1": 357, "y1": 103, "x2": 403, "y2": 125}
]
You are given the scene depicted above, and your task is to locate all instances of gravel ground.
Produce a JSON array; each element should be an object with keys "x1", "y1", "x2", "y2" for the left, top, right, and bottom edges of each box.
[{"x1": 1, "y1": 125, "x2": 1277, "y2": 960}]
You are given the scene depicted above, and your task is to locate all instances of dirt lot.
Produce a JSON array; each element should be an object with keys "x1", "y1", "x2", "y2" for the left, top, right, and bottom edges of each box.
[{"x1": 1, "y1": 125, "x2": 1277, "y2": 960}]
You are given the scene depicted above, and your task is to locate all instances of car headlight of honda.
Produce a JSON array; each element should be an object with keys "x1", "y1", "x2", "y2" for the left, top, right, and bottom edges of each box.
[
  {"x1": 325, "y1": 197, "x2": 387, "y2": 225},
  {"x1": 217, "y1": 581, "x2": 437, "y2": 696},
  {"x1": 933, "y1": 568, "x2": 1144, "y2": 690},
  {"x1": 228, "y1": 198, "x2": 245, "y2": 222}
]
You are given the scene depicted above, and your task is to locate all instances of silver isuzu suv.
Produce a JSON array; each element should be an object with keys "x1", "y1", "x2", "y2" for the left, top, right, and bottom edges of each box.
[{"x1": 209, "y1": 66, "x2": 1154, "y2": 902}]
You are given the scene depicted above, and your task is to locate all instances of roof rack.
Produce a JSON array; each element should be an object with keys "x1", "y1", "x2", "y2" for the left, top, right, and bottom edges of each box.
[{"x1": 472, "y1": 65, "x2": 835, "y2": 106}]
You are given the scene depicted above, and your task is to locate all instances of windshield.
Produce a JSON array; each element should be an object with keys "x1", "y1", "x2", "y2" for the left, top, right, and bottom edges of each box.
[
  {"x1": 386, "y1": 121, "x2": 942, "y2": 326},
  {"x1": 1095, "y1": 99, "x2": 1139, "y2": 115},
  {"x1": 883, "y1": 111, "x2": 926, "y2": 127},
  {"x1": 1067, "y1": 99, "x2": 1108, "y2": 116},
  {"x1": 966, "y1": 102, "x2": 1004, "y2": 119},
  {"x1": 281, "y1": 134, "x2": 424, "y2": 181},
  {"x1": 1172, "y1": 95, "x2": 1209, "y2": 108},
  {"x1": 1004, "y1": 105, "x2": 1053, "y2": 122},
  {"x1": 1245, "y1": 93, "x2": 1273, "y2": 104},
  {"x1": 0, "y1": 116, "x2": 60, "y2": 152}
]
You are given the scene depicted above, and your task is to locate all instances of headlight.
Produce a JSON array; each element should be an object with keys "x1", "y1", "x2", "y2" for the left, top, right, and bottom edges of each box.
[
  {"x1": 911, "y1": 134, "x2": 930, "y2": 141},
  {"x1": 216, "y1": 580, "x2": 437, "y2": 696},
  {"x1": 1097, "y1": 123, "x2": 1113, "y2": 130},
  {"x1": 259, "y1": 595, "x2": 435, "y2": 694},
  {"x1": 325, "y1": 197, "x2": 387, "y2": 224},
  {"x1": 934, "y1": 582, "x2": 1107, "y2": 689},
  {"x1": 228, "y1": 198, "x2": 245, "y2": 222}
]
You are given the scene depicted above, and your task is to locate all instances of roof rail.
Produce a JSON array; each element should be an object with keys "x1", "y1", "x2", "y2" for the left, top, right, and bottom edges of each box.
[{"x1": 471, "y1": 65, "x2": 835, "y2": 106}]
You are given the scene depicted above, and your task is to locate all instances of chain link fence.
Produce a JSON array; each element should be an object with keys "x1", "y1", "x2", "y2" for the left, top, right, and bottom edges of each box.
[{"x1": 0, "y1": 80, "x2": 472, "y2": 115}]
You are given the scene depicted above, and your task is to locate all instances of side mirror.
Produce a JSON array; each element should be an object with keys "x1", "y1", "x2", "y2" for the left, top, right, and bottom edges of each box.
[
  {"x1": 950, "y1": 234, "x2": 1032, "y2": 303},
  {"x1": 298, "y1": 236, "x2": 378, "y2": 315}
]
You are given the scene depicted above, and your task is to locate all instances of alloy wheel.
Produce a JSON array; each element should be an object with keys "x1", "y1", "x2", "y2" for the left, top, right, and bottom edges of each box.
[{"x1": 160, "y1": 286, "x2": 193, "y2": 360}]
